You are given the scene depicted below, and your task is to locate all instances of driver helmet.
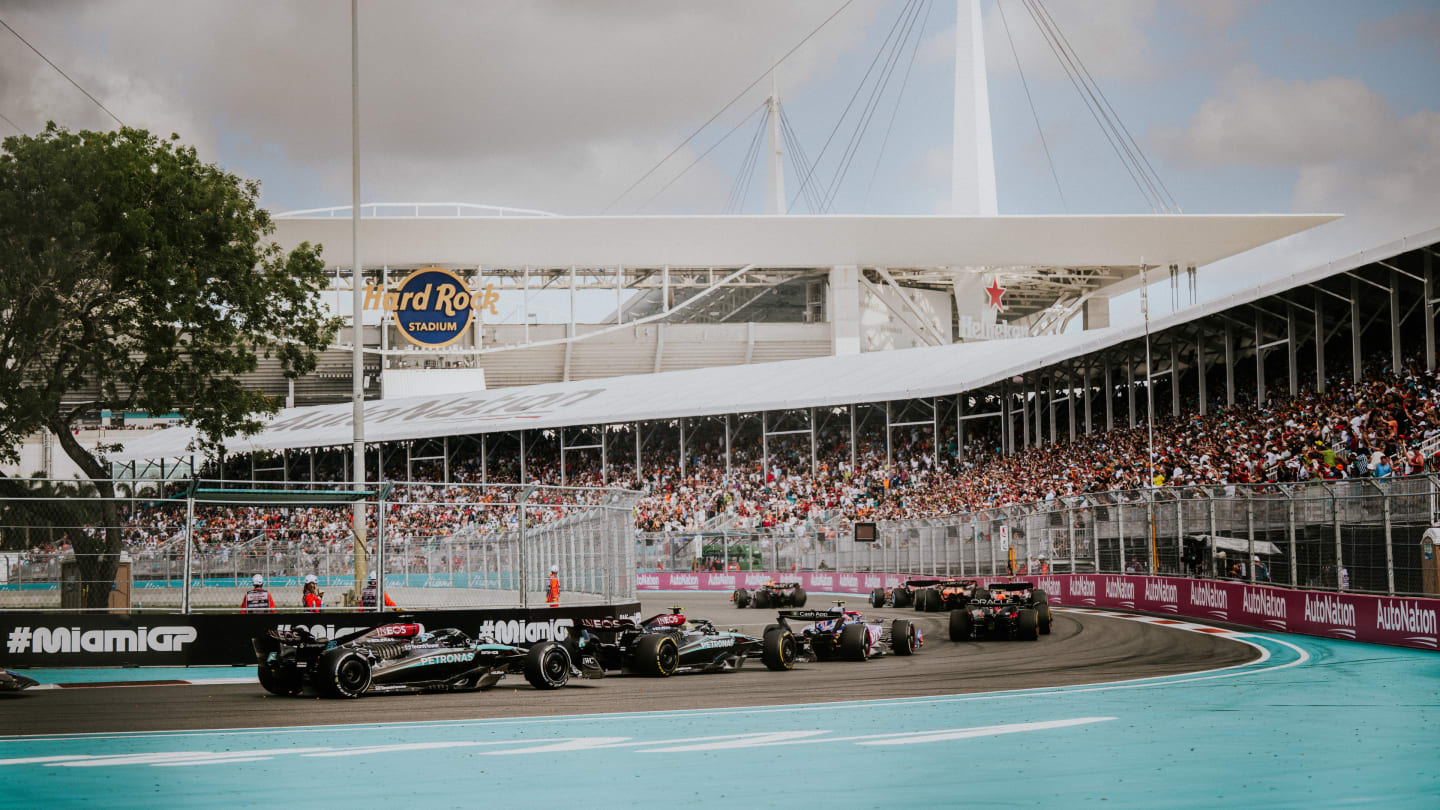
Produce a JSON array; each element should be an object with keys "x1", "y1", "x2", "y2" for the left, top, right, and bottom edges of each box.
[
  {"x1": 251, "y1": 574, "x2": 264, "y2": 587},
  {"x1": 368, "y1": 571, "x2": 377, "y2": 583},
  {"x1": 303, "y1": 574, "x2": 318, "y2": 585}
]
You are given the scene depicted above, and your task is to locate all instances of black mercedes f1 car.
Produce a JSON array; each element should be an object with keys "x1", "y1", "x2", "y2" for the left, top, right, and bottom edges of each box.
[
  {"x1": 0, "y1": 666, "x2": 38, "y2": 692},
  {"x1": 254, "y1": 621, "x2": 599, "y2": 698},
  {"x1": 579, "y1": 608, "x2": 796, "y2": 676},
  {"x1": 948, "y1": 581, "x2": 1052, "y2": 641}
]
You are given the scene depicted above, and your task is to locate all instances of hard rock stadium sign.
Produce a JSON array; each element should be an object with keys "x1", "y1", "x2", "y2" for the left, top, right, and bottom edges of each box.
[{"x1": 362, "y1": 267, "x2": 500, "y2": 348}]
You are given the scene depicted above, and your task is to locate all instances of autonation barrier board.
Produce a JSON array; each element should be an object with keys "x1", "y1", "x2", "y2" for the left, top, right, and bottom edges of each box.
[
  {"x1": 638, "y1": 571, "x2": 1439, "y2": 651},
  {"x1": 1, "y1": 603, "x2": 641, "y2": 668}
]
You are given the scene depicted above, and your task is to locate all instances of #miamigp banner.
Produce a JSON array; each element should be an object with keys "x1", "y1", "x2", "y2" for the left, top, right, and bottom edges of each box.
[{"x1": 637, "y1": 571, "x2": 1440, "y2": 651}]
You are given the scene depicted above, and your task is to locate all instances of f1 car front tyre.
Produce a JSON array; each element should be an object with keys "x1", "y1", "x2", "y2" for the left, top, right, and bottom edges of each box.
[
  {"x1": 733, "y1": 588, "x2": 751, "y2": 608},
  {"x1": 792, "y1": 586, "x2": 807, "y2": 607},
  {"x1": 949, "y1": 609, "x2": 973, "y2": 642},
  {"x1": 1036, "y1": 602, "x2": 1053, "y2": 635},
  {"x1": 762, "y1": 629, "x2": 797, "y2": 671},
  {"x1": 632, "y1": 634, "x2": 679, "y2": 677},
  {"x1": 258, "y1": 663, "x2": 304, "y2": 697},
  {"x1": 839, "y1": 623, "x2": 871, "y2": 661},
  {"x1": 890, "y1": 619, "x2": 916, "y2": 655},
  {"x1": 870, "y1": 588, "x2": 885, "y2": 608},
  {"x1": 524, "y1": 641, "x2": 573, "y2": 689},
  {"x1": 318, "y1": 649, "x2": 372, "y2": 698},
  {"x1": 1017, "y1": 609, "x2": 1040, "y2": 641}
]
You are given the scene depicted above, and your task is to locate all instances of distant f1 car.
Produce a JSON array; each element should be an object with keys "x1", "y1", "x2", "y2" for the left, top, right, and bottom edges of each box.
[
  {"x1": 873, "y1": 578, "x2": 981, "y2": 612},
  {"x1": 733, "y1": 581, "x2": 807, "y2": 609},
  {"x1": 580, "y1": 608, "x2": 795, "y2": 675},
  {"x1": 0, "y1": 666, "x2": 38, "y2": 692},
  {"x1": 775, "y1": 603, "x2": 921, "y2": 662},
  {"x1": 948, "y1": 581, "x2": 1052, "y2": 641},
  {"x1": 254, "y1": 622, "x2": 596, "y2": 698},
  {"x1": 867, "y1": 578, "x2": 930, "y2": 609}
]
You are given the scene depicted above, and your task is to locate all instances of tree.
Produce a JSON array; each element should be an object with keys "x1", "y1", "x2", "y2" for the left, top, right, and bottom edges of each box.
[{"x1": 0, "y1": 124, "x2": 340, "y2": 607}]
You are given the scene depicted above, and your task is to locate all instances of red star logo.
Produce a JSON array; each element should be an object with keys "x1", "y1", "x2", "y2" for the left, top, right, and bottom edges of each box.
[{"x1": 984, "y1": 277, "x2": 1006, "y2": 310}]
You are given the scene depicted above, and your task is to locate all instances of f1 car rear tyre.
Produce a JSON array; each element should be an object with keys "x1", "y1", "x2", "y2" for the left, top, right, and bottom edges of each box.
[
  {"x1": 733, "y1": 588, "x2": 751, "y2": 609},
  {"x1": 949, "y1": 609, "x2": 973, "y2": 642},
  {"x1": 318, "y1": 649, "x2": 372, "y2": 698},
  {"x1": 258, "y1": 664, "x2": 304, "y2": 697},
  {"x1": 633, "y1": 634, "x2": 679, "y2": 677},
  {"x1": 792, "y1": 587, "x2": 807, "y2": 607},
  {"x1": 891, "y1": 619, "x2": 916, "y2": 655},
  {"x1": 1017, "y1": 609, "x2": 1040, "y2": 641},
  {"x1": 894, "y1": 588, "x2": 913, "y2": 608},
  {"x1": 839, "y1": 623, "x2": 871, "y2": 661},
  {"x1": 913, "y1": 588, "x2": 929, "y2": 611},
  {"x1": 1037, "y1": 602, "x2": 1053, "y2": 635},
  {"x1": 762, "y1": 629, "x2": 797, "y2": 671},
  {"x1": 1032, "y1": 588, "x2": 1049, "y2": 604},
  {"x1": 754, "y1": 590, "x2": 772, "y2": 610},
  {"x1": 870, "y1": 588, "x2": 885, "y2": 608},
  {"x1": 524, "y1": 641, "x2": 572, "y2": 689}
]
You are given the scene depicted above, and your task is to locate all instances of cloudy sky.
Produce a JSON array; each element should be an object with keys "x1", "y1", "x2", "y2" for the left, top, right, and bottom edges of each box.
[{"x1": 2, "y1": 0, "x2": 1437, "y2": 320}]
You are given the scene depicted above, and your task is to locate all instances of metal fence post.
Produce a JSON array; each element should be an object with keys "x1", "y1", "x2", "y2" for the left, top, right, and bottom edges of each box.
[
  {"x1": 1116, "y1": 498, "x2": 1125, "y2": 574},
  {"x1": 1246, "y1": 491, "x2": 1256, "y2": 585},
  {"x1": 518, "y1": 485, "x2": 534, "y2": 609},
  {"x1": 376, "y1": 487, "x2": 388, "y2": 611},
  {"x1": 181, "y1": 483, "x2": 195, "y2": 614},
  {"x1": 1287, "y1": 489, "x2": 1298, "y2": 587},
  {"x1": 1381, "y1": 482, "x2": 1396, "y2": 595},
  {"x1": 1067, "y1": 501, "x2": 1076, "y2": 574},
  {"x1": 1333, "y1": 483, "x2": 1345, "y2": 592}
]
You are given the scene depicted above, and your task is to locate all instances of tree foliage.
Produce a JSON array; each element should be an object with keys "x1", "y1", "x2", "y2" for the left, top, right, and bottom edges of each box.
[{"x1": 0, "y1": 124, "x2": 339, "y2": 605}]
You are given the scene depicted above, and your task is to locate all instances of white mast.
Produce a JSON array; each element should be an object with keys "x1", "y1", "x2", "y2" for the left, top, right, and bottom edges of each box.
[
  {"x1": 766, "y1": 70, "x2": 786, "y2": 215},
  {"x1": 952, "y1": 0, "x2": 998, "y2": 215}
]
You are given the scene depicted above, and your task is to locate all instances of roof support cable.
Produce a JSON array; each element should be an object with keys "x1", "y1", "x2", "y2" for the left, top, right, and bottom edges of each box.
[
  {"x1": 1030, "y1": 0, "x2": 1179, "y2": 213},
  {"x1": 779, "y1": 104, "x2": 827, "y2": 213},
  {"x1": 820, "y1": 0, "x2": 929, "y2": 213},
  {"x1": 996, "y1": 0, "x2": 1066, "y2": 212},
  {"x1": 635, "y1": 101, "x2": 767, "y2": 213},
  {"x1": 601, "y1": 0, "x2": 858, "y2": 214},
  {"x1": 862, "y1": 0, "x2": 933, "y2": 211},
  {"x1": 787, "y1": 0, "x2": 919, "y2": 213},
  {"x1": 723, "y1": 106, "x2": 770, "y2": 214}
]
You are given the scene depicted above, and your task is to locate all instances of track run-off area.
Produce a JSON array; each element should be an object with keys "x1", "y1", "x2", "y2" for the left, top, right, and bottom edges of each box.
[{"x1": 2, "y1": 593, "x2": 1436, "y2": 807}]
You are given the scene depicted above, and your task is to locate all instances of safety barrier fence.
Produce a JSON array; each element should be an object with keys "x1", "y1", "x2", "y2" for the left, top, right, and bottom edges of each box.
[
  {"x1": 635, "y1": 570, "x2": 1440, "y2": 652},
  {"x1": 0, "y1": 480, "x2": 639, "y2": 612},
  {"x1": 642, "y1": 476, "x2": 1440, "y2": 598}
]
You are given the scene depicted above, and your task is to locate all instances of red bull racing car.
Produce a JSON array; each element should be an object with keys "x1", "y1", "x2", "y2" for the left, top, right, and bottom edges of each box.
[
  {"x1": 772, "y1": 602, "x2": 921, "y2": 662},
  {"x1": 732, "y1": 581, "x2": 808, "y2": 609},
  {"x1": 948, "y1": 582, "x2": 1053, "y2": 641},
  {"x1": 254, "y1": 621, "x2": 595, "y2": 698}
]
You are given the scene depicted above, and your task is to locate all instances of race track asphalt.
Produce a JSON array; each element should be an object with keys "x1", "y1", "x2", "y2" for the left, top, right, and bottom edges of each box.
[{"x1": 0, "y1": 593, "x2": 1256, "y2": 735}]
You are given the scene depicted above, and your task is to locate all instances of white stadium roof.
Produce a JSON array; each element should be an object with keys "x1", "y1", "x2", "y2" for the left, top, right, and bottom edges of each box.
[
  {"x1": 113, "y1": 220, "x2": 1439, "y2": 464},
  {"x1": 275, "y1": 213, "x2": 1336, "y2": 270}
]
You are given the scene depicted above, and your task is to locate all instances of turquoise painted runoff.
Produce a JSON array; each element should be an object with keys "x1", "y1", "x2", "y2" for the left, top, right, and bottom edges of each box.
[
  {"x1": 17, "y1": 666, "x2": 256, "y2": 684},
  {"x1": 2, "y1": 632, "x2": 1436, "y2": 808}
]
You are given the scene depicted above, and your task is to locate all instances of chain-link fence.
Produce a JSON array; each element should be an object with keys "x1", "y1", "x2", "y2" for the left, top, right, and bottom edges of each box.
[
  {"x1": 641, "y1": 476, "x2": 1440, "y2": 597},
  {"x1": 0, "y1": 479, "x2": 639, "y2": 612}
]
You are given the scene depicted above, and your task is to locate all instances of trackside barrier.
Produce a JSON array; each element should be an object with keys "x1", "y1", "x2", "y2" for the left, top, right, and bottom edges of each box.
[
  {"x1": 0, "y1": 602, "x2": 642, "y2": 667},
  {"x1": 637, "y1": 571, "x2": 1440, "y2": 652}
]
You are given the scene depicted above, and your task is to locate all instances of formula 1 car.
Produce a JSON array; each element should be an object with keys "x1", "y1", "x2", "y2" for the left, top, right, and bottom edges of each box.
[
  {"x1": 0, "y1": 666, "x2": 38, "y2": 692},
  {"x1": 892, "y1": 578, "x2": 982, "y2": 612},
  {"x1": 774, "y1": 602, "x2": 921, "y2": 662},
  {"x1": 733, "y1": 581, "x2": 807, "y2": 609},
  {"x1": 948, "y1": 581, "x2": 1052, "y2": 641},
  {"x1": 867, "y1": 578, "x2": 930, "y2": 609},
  {"x1": 579, "y1": 608, "x2": 796, "y2": 676},
  {"x1": 254, "y1": 621, "x2": 596, "y2": 698}
]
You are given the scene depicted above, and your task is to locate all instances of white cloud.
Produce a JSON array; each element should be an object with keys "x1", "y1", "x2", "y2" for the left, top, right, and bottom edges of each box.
[
  {"x1": 981, "y1": 0, "x2": 1159, "y2": 82},
  {"x1": 0, "y1": 0, "x2": 887, "y2": 213},
  {"x1": 1152, "y1": 65, "x2": 1440, "y2": 227}
]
